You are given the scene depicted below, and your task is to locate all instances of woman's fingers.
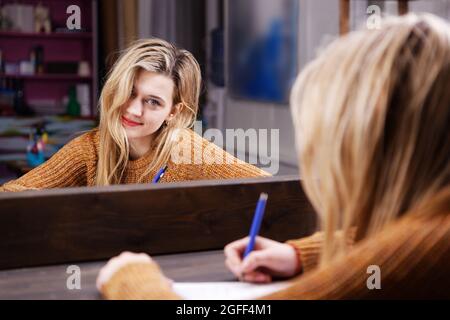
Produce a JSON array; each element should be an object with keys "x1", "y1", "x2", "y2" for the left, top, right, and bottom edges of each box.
[
  {"x1": 241, "y1": 250, "x2": 274, "y2": 274},
  {"x1": 224, "y1": 236, "x2": 279, "y2": 279},
  {"x1": 241, "y1": 270, "x2": 272, "y2": 283},
  {"x1": 225, "y1": 255, "x2": 242, "y2": 277},
  {"x1": 224, "y1": 237, "x2": 249, "y2": 258},
  {"x1": 224, "y1": 237, "x2": 250, "y2": 274}
]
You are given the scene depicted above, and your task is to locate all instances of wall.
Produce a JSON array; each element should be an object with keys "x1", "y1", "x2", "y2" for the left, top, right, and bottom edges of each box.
[{"x1": 224, "y1": 0, "x2": 340, "y2": 168}]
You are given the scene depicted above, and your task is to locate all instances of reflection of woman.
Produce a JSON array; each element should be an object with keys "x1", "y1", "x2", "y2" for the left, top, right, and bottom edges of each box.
[
  {"x1": 1, "y1": 39, "x2": 269, "y2": 192},
  {"x1": 97, "y1": 14, "x2": 450, "y2": 299}
]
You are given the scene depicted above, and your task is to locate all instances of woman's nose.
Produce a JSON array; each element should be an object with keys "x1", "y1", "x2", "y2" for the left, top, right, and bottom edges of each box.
[{"x1": 126, "y1": 98, "x2": 143, "y2": 117}]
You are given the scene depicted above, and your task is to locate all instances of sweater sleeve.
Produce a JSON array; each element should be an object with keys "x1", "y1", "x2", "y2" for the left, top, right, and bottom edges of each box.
[
  {"x1": 285, "y1": 232, "x2": 324, "y2": 274},
  {"x1": 286, "y1": 229, "x2": 356, "y2": 274},
  {"x1": 100, "y1": 262, "x2": 181, "y2": 300},
  {"x1": 262, "y1": 214, "x2": 450, "y2": 299},
  {"x1": 0, "y1": 133, "x2": 89, "y2": 192}
]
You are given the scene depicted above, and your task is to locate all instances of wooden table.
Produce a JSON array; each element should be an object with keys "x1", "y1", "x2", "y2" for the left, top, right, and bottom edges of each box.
[{"x1": 0, "y1": 250, "x2": 232, "y2": 300}]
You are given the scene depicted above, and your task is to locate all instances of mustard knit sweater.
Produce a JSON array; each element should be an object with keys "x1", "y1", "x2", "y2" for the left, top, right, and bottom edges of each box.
[
  {"x1": 101, "y1": 187, "x2": 450, "y2": 299},
  {"x1": 0, "y1": 128, "x2": 270, "y2": 192}
]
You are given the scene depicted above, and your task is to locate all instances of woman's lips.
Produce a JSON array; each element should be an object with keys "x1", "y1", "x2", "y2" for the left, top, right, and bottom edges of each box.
[{"x1": 122, "y1": 116, "x2": 143, "y2": 127}]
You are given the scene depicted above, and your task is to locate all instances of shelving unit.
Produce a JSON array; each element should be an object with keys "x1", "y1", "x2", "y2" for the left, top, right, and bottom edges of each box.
[
  {"x1": 0, "y1": 0, "x2": 98, "y2": 117},
  {"x1": 0, "y1": 73, "x2": 92, "y2": 81},
  {"x1": 0, "y1": 31, "x2": 93, "y2": 39}
]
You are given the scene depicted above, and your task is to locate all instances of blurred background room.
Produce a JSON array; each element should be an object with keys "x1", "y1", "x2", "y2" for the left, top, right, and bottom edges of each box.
[{"x1": 0, "y1": 0, "x2": 449, "y2": 184}]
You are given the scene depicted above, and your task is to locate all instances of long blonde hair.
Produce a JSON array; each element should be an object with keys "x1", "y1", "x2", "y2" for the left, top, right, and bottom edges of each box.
[
  {"x1": 291, "y1": 13, "x2": 450, "y2": 264},
  {"x1": 96, "y1": 38, "x2": 201, "y2": 186}
]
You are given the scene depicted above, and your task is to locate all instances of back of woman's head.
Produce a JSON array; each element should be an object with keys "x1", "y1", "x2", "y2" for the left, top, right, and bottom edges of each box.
[{"x1": 290, "y1": 13, "x2": 450, "y2": 262}]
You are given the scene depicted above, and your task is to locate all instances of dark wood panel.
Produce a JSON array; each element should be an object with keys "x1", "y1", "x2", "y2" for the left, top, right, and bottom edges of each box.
[{"x1": 0, "y1": 176, "x2": 316, "y2": 270}]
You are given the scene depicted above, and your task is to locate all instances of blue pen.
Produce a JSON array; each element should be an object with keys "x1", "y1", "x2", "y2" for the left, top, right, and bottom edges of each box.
[
  {"x1": 243, "y1": 192, "x2": 268, "y2": 258},
  {"x1": 152, "y1": 165, "x2": 168, "y2": 183}
]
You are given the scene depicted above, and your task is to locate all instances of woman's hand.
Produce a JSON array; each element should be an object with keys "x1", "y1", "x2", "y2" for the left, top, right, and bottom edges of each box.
[
  {"x1": 96, "y1": 251, "x2": 173, "y2": 292},
  {"x1": 224, "y1": 236, "x2": 301, "y2": 283}
]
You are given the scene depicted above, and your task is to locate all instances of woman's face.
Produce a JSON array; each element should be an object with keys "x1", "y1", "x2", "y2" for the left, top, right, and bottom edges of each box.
[{"x1": 121, "y1": 69, "x2": 176, "y2": 140}]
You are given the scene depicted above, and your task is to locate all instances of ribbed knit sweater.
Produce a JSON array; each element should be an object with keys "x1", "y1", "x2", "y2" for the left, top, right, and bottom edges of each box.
[
  {"x1": 100, "y1": 187, "x2": 450, "y2": 299},
  {"x1": 0, "y1": 128, "x2": 270, "y2": 192}
]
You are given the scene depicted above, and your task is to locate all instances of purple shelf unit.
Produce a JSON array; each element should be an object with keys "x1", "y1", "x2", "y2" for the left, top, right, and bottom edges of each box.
[{"x1": 0, "y1": 0, "x2": 98, "y2": 117}]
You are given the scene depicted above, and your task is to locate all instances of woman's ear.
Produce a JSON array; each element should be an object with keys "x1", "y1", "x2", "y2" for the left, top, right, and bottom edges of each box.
[{"x1": 166, "y1": 103, "x2": 183, "y2": 121}]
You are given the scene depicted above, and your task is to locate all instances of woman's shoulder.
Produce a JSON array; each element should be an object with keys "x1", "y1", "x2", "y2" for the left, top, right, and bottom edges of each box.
[
  {"x1": 172, "y1": 128, "x2": 271, "y2": 177},
  {"x1": 62, "y1": 127, "x2": 99, "y2": 158},
  {"x1": 172, "y1": 128, "x2": 230, "y2": 160},
  {"x1": 174, "y1": 128, "x2": 202, "y2": 143},
  {"x1": 175, "y1": 128, "x2": 232, "y2": 152},
  {"x1": 73, "y1": 127, "x2": 99, "y2": 144}
]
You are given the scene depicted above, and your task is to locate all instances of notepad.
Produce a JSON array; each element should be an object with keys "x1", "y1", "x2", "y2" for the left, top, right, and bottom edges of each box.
[{"x1": 173, "y1": 281, "x2": 292, "y2": 300}]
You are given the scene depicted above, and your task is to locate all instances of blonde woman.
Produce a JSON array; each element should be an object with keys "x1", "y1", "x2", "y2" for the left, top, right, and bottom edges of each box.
[
  {"x1": 0, "y1": 39, "x2": 269, "y2": 192},
  {"x1": 97, "y1": 13, "x2": 450, "y2": 299}
]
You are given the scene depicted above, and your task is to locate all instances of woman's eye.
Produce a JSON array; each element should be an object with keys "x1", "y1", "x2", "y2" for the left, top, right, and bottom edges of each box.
[{"x1": 145, "y1": 99, "x2": 161, "y2": 107}]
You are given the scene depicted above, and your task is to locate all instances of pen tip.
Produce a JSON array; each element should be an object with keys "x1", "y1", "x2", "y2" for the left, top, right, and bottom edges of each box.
[{"x1": 260, "y1": 193, "x2": 268, "y2": 201}]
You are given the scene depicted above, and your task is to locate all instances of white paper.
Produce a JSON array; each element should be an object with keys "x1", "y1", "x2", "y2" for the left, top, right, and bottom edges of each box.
[{"x1": 173, "y1": 281, "x2": 291, "y2": 300}]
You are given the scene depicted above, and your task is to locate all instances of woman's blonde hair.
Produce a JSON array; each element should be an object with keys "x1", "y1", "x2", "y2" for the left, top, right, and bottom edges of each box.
[
  {"x1": 96, "y1": 38, "x2": 201, "y2": 186},
  {"x1": 290, "y1": 13, "x2": 450, "y2": 264}
]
